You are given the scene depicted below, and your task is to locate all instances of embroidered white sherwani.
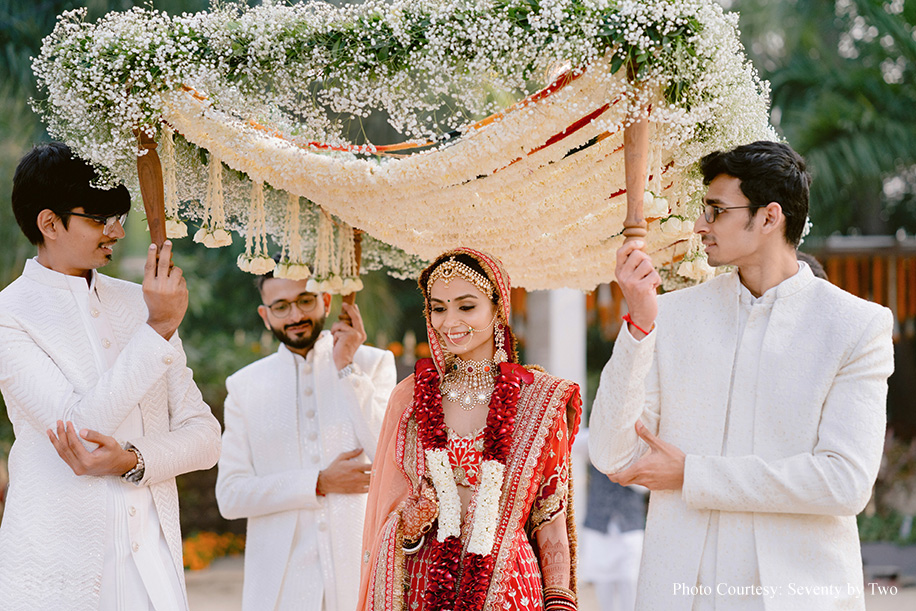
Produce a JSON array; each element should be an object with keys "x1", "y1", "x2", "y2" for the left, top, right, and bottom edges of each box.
[
  {"x1": 0, "y1": 258, "x2": 222, "y2": 609},
  {"x1": 590, "y1": 265, "x2": 894, "y2": 611},
  {"x1": 216, "y1": 332, "x2": 396, "y2": 611}
]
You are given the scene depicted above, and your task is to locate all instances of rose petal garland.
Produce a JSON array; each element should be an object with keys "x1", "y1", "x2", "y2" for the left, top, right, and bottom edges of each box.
[{"x1": 413, "y1": 359, "x2": 527, "y2": 610}]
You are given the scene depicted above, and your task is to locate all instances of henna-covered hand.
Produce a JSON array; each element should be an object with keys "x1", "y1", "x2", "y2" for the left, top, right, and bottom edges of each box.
[{"x1": 535, "y1": 511, "x2": 571, "y2": 588}]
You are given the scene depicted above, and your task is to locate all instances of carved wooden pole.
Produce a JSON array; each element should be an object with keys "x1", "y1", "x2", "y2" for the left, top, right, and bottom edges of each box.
[
  {"x1": 623, "y1": 117, "x2": 649, "y2": 244},
  {"x1": 136, "y1": 129, "x2": 167, "y2": 248}
]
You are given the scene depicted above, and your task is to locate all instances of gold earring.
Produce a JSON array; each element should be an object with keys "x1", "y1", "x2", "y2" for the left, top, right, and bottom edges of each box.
[{"x1": 494, "y1": 322, "x2": 508, "y2": 364}]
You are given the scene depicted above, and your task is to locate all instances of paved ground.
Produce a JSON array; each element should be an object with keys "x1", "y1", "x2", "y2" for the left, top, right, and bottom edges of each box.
[{"x1": 186, "y1": 555, "x2": 916, "y2": 610}]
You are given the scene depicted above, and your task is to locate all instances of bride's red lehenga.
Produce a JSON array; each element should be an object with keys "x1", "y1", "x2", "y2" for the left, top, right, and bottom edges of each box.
[{"x1": 358, "y1": 248, "x2": 581, "y2": 611}]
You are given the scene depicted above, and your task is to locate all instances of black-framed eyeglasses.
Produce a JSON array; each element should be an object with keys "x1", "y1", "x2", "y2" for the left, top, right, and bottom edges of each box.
[
  {"x1": 59, "y1": 211, "x2": 128, "y2": 236},
  {"x1": 703, "y1": 204, "x2": 757, "y2": 224},
  {"x1": 265, "y1": 294, "x2": 320, "y2": 318}
]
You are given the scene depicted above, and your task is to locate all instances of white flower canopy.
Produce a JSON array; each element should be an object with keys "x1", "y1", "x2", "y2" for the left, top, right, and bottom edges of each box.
[{"x1": 34, "y1": 0, "x2": 776, "y2": 291}]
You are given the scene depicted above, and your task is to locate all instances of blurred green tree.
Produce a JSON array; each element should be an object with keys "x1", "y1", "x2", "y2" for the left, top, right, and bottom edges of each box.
[{"x1": 730, "y1": 0, "x2": 916, "y2": 236}]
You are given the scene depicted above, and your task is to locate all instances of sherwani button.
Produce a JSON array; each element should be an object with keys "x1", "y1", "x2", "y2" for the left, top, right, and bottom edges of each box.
[
  {"x1": 303, "y1": 387, "x2": 313, "y2": 396},
  {"x1": 132, "y1": 542, "x2": 140, "y2": 552},
  {"x1": 102, "y1": 339, "x2": 111, "y2": 349},
  {"x1": 163, "y1": 355, "x2": 173, "y2": 365},
  {"x1": 307, "y1": 431, "x2": 318, "y2": 441},
  {"x1": 318, "y1": 522, "x2": 327, "y2": 531},
  {"x1": 303, "y1": 364, "x2": 312, "y2": 374},
  {"x1": 306, "y1": 409, "x2": 316, "y2": 419},
  {"x1": 310, "y1": 455, "x2": 320, "y2": 464},
  {"x1": 128, "y1": 506, "x2": 136, "y2": 517},
  {"x1": 90, "y1": 309, "x2": 100, "y2": 318}
]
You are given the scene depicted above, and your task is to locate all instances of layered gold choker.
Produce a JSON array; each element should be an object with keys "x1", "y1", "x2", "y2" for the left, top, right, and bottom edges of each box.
[{"x1": 440, "y1": 358, "x2": 497, "y2": 410}]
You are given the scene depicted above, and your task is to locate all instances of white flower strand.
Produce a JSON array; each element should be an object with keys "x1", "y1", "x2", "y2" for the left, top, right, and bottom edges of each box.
[
  {"x1": 194, "y1": 153, "x2": 232, "y2": 247},
  {"x1": 160, "y1": 126, "x2": 187, "y2": 238},
  {"x1": 425, "y1": 449, "x2": 462, "y2": 542},
  {"x1": 466, "y1": 460, "x2": 505, "y2": 556},
  {"x1": 308, "y1": 208, "x2": 341, "y2": 293},
  {"x1": 337, "y1": 224, "x2": 364, "y2": 295},
  {"x1": 274, "y1": 193, "x2": 311, "y2": 280},
  {"x1": 237, "y1": 181, "x2": 276, "y2": 275}
]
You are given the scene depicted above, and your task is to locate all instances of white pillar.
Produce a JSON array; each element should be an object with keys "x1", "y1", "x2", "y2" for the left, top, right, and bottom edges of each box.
[
  {"x1": 525, "y1": 288, "x2": 589, "y2": 528},
  {"x1": 524, "y1": 288, "x2": 587, "y2": 398}
]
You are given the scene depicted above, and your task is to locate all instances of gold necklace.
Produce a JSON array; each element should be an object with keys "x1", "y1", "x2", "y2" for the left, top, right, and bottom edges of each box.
[{"x1": 440, "y1": 358, "x2": 497, "y2": 410}]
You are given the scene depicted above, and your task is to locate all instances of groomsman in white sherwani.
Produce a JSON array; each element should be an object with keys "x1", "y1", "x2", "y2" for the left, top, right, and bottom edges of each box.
[
  {"x1": 0, "y1": 142, "x2": 221, "y2": 609},
  {"x1": 590, "y1": 141, "x2": 894, "y2": 611},
  {"x1": 216, "y1": 267, "x2": 396, "y2": 611}
]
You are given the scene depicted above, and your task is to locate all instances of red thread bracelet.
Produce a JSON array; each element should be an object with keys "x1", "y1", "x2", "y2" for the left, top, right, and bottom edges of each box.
[{"x1": 622, "y1": 312, "x2": 654, "y2": 336}]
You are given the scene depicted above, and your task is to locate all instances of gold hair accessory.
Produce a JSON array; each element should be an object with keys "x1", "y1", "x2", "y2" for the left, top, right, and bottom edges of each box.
[{"x1": 427, "y1": 257, "x2": 493, "y2": 298}]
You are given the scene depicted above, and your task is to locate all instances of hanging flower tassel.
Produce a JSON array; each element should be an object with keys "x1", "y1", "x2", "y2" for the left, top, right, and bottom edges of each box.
[
  {"x1": 237, "y1": 180, "x2": 276, "y2": 275},
  {"x1": 194, "y1": 154, "x2": 232, "y2": 247},
  {"x1": 338, "y1": 223, "x2": 363, "y2": 295},
  {"x1": 274, "y1": 192, "x2": 311, "y2": 280},
  {"x1": 307, "y1": 208, "x2": 342, "y2": 293},
  {"x1": 160, "y1": 125, "x2": 187, "y2": 238},
  {"x1": 644, "y1": 138, "x2": 670, "y2": 219}
]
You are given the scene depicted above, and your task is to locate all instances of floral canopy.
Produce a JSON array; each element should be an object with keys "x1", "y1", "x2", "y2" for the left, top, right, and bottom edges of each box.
[{"x1": 33, "y1": 0, "x2": 775, "y2": 291}]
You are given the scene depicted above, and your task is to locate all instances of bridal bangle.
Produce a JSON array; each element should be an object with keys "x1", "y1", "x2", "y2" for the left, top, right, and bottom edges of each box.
[{"x1": 544, "y1": 585, "x2": 577, "y2": 611}]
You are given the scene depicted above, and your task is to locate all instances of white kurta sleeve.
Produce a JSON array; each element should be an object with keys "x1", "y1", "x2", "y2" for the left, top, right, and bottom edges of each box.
[
  {"x1": 340, "y1": 350, "x2": 397, "y2": 462},
  {"x1": 0, "y1": 316, "x2": 178, "y2": 436},
  {"x1": 127, "y1": 331, "x2": 221, "y2": 486},
  {"x1": 588, "y1": 324, "x2": 660, "y2": 474},
  {"x1": 215, "y1": 383, "x2": 322, "y2": 519},
  {"x1": 682, "y1": 308, "x2": 893, "y2": 516}
]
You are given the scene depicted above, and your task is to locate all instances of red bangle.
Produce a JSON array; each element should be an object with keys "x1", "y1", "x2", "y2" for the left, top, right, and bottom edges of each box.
[{"x1": 622, "y1": 312, "x2": 654, "y2": 336}]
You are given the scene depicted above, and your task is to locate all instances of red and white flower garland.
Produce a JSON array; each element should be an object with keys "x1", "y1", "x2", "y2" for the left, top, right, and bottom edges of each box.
[{"x1": 413, "y1": 358, "x2": 531, "y2": 610}]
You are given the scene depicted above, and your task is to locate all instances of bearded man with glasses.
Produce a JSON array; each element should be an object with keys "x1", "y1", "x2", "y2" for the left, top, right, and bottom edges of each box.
[
  {"x1": 590, "y1": 141, "x2": 894, "y2": 611},
  {"x1": 216, "y1": 260, "x2": 396, "y2": 611},
  {"x1": 0, "y1": 142, "x2": 221, "y2": 609}
]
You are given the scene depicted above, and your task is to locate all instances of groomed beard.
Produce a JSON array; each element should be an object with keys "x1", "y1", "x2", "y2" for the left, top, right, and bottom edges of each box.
[{"x1": 271, "y1": 315, "x2": 325, "y2": 351}]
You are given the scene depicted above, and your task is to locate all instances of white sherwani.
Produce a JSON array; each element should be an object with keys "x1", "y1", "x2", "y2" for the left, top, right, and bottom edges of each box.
[
  {"x1": 216, "y1": 332, "x2": 396, "y2": 611},
  {"x1": 589, "y1": 265, "x2": 894, "y2": 611},
  {"x1": 0, "y1": 258, "x2": 222, "y2": 609}
]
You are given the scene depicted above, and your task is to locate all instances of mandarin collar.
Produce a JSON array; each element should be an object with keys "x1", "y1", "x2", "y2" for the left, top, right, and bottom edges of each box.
[
  {"x1": 738, "y1": 261, "x2": 814, "y2": 306},
  {"x1": 23, "y1": 257, "x2": 98, "y2": 294}
]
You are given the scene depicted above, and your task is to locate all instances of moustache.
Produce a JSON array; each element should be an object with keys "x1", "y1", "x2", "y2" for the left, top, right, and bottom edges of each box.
[{"x1": 284, "y1": 320, "x2": 312, "y2": 331}]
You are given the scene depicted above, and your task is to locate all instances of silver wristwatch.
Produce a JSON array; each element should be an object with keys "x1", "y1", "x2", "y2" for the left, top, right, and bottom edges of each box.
[
  {"x1": 122, "y1": 445, "x2": 145, "y2": 483},
  {"x1": 338, "y1": 362, "x2": 360, "y2": 379}
]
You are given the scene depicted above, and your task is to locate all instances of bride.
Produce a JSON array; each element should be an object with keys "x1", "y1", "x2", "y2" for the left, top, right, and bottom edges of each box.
[{"x1": 359, "y1": 248, "x2": 581, "y2": 611}]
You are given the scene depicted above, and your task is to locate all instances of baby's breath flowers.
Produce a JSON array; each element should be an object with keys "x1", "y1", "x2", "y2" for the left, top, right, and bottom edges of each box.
[{"x1": 33, "y1": 0, "x2": 776, "y2": 288}]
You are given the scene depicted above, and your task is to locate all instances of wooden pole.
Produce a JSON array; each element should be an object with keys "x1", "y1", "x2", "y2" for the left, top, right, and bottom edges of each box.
[
  {"x1": 135, "y1": 129, "x2": 167, "y2": 248},
  {"x1": 623, "y1": 118, "x2": 649, "y2": 244}
]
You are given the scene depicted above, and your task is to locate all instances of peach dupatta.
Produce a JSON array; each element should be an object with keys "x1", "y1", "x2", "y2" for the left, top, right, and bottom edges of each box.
[{"x1": 358, "y1": 378, "x2": 415, "y2": 611}]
